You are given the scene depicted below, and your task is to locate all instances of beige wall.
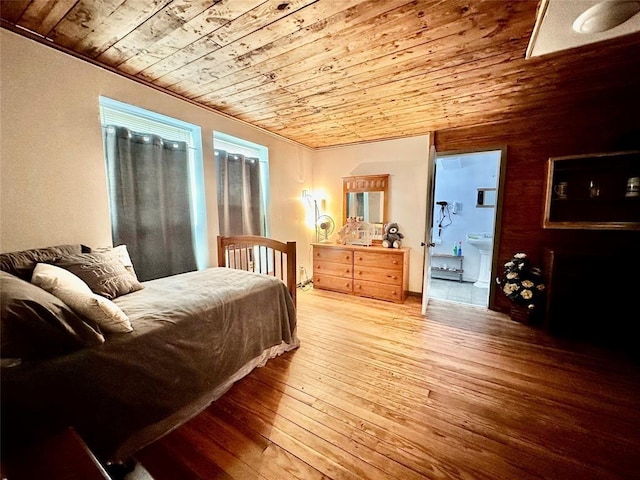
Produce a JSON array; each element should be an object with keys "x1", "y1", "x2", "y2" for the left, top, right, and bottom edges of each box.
[
  {"x1": 0, "y1": 30, "x2": 314, "y2": 272},
  {"x1": 313, "y1": 136, "x2": 432, "y2": 293},
  {"x1": 1, "y1": 30, "x2": 430, "y2": 293}
]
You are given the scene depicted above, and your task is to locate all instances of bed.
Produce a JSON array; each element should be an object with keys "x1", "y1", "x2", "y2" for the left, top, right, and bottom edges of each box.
[{"x1": 0, "y1": 235, "x2": 298, "y2": 463}]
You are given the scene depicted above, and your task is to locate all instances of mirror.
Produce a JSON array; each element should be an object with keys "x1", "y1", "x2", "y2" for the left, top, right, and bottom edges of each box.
[
  {"x1": 346, "y1": 192, "x2": 384, "y2": 223},
  {"x1": 343, "y1": 174, "x2": 389, "y2": 230}
]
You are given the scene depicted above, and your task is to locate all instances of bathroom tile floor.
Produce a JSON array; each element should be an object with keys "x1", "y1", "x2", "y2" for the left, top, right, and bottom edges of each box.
[{"x1": 428, "y1": 277, "x2": 489, "y2": 307}]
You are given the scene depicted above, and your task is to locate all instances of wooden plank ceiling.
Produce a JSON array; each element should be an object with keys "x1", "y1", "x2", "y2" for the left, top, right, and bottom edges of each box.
[{"x1": 1, "y1": 0, "x2": 638, "y2": 148}]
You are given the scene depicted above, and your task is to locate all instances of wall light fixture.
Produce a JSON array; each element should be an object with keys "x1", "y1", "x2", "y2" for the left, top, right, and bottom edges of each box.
[{"x1": 573, "y1": 0, "x2": 640, "y2": 34}]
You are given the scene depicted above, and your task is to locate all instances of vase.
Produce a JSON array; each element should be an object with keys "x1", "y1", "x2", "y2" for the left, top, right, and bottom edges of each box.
[{"x1": 509, "y1": 304, "x2": 533, "y2": 324}]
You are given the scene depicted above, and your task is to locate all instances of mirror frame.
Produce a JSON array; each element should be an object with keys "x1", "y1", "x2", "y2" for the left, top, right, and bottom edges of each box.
[
  {"x1": 476, "y1": 187, "x2": 497, "y2": 208},
  {"x1": 343, "y1": 174, "x2": 389, "y2": 226}
]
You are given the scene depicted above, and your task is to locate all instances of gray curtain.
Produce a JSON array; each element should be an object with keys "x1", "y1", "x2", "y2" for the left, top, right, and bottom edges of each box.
[
  {"x1": 105, "y1": 125, "x2": 197, "y2": 281},
  {"x1": 215, "y1": 149, "x2": 262, "y2": 236}
]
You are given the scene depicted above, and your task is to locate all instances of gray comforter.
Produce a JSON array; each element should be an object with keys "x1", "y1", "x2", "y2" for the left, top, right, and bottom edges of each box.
[{"x1": 1, "y1": 267, "x2": 298, "y2": 461}]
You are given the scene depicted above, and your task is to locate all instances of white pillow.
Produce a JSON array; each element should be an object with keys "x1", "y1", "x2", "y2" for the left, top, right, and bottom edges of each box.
[
  {"x1": 93, "y1": 245, "x2": 138, "y2": 280},
  {"x1": 31, "y1": 263, "x2": 133, "y2": 333},
  {"x1": 32, "y1": 261, "x2": 90, "y2": 293}
]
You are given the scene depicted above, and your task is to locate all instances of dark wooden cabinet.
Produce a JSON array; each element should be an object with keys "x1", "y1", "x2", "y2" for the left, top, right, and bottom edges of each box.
[
  {"x1": 1, "y1": 427, "x2": 111, "y2": 480},
  {"x1": 543, "y1": 150, "x2": 640, "y2": 230},
  {"x1": 542, "y1": 248, "x2": 639, "y2": 350}
]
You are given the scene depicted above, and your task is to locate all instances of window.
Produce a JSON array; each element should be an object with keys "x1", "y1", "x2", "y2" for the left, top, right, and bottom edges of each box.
[
  {"x1": 213, "y1": 131, "x2": 269, "y2": 237},
  {"x1": 99, "y1": 97, "x2": 208, "y2": 279}
]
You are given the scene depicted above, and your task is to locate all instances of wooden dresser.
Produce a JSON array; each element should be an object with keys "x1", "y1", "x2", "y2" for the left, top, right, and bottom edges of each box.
[{"x1": 312, "y1": 244, "x2": 410, "y2": 303}]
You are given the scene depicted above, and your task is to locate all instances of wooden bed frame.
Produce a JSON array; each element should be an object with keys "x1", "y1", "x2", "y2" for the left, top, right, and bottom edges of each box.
[{"x1": 217, "y1": 235, "x2": 297, "y2": 307}]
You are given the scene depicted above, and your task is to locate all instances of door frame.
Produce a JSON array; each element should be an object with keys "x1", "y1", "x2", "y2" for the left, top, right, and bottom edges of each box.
[{"x1": 422, "y1": 145, "x2": 507, "y2": 312}]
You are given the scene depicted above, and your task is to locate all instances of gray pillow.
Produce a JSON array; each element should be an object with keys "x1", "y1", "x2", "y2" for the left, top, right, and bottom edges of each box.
[
  {"x1": 52, "y1": 253, "x2": 143, "y2": 300},
  {"x1": 0, "y1": 271, "x2": 105, "y2": 359},
  {"x1": 0, "y1": 244, "x2": 83, "y2": 281},
  {"x1": 89, "y1": 245, "x2": 138, "y2": 280}
]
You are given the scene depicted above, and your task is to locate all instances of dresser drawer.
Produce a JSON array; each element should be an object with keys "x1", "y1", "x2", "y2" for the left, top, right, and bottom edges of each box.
[
  {"x1": 314, "y1": 246, "x2": 353, "y2": 264},
  {"x1": 314, "y1": 274, "x2": 353, "y2": 294},
  {"x1": 314, "y1": 260, "x2": 352, "y2": 278},
  {"x1": 354, "y1": 279, "x2": 405, "y2": 303},
  {"x1": 354, "y1": 265, "x2": 402, "y2": 286},
  {"x1": 353, "y1": 250, "x2": 404, "y2": 270}
]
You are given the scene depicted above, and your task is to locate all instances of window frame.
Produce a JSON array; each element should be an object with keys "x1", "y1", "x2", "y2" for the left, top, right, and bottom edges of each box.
[
  {"x1": 99, "y1": 96, "x2": 208, "y2": 269},
  {"x1": 213, "y1": 131, "x2": 270, "y2": 237}
]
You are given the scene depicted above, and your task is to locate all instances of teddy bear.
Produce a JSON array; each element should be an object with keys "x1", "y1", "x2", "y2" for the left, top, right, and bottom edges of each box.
[
  {"x1": 382, "y1": 222, "x2": 404, "y2": 248},
  {"x1": 336, "y1": 216, "x2": 361, "y2": 244}
]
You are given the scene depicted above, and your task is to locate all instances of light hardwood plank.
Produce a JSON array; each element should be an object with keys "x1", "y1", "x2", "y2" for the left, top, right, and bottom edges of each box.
[{"x1": 136, "y1": 289, "x2": 640, "y2": 479}]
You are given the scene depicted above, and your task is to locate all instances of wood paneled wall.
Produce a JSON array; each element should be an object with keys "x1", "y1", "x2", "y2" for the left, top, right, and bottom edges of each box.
[{"x1": 435, "y1": 43, "x2": 640, "y2": 315}]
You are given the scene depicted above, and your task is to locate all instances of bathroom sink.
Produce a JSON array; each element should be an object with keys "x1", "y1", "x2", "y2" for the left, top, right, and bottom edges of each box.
[
  {"x1": 466, "y1": 233, "x2": 493, "y2": 250},
  {"x1": 466, "y1": 233, "x2": 493, "y2": 289}
]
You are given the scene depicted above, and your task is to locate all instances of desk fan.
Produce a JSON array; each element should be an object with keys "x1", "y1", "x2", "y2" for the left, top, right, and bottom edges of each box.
[{"x1": 315, "y1": 215, "x2": 335, "y2": 243}]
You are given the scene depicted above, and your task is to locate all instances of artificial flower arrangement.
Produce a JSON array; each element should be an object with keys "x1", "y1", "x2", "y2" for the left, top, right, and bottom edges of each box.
[{"x1": 496, "y1": 253, "x2": 546, "y2": 311}]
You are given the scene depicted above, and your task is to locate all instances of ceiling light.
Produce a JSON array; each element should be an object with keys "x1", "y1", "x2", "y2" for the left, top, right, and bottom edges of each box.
[{"x1": 573, "y1": 0, "x2": 640, "y2": 34}]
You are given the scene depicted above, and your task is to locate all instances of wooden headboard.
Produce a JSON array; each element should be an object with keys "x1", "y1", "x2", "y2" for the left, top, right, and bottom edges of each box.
[{"x1": 217, "y1": 235, "x2": 297, "y2": 307}]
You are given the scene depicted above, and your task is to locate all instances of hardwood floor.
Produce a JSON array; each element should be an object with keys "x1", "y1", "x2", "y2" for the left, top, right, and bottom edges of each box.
[{"x1": 134, "y1": 288, "x2": 640, "y2": 480}]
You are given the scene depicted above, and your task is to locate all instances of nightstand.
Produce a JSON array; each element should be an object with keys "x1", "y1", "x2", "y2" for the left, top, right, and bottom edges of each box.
[{"x1": 1, "y1": 426, "x2": 111, "y2": 480}]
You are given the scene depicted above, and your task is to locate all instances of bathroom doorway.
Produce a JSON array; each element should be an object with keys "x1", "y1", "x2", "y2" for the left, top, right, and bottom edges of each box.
[{"x1": 427, "y1": 148, "x2": 503, "y2": 308}]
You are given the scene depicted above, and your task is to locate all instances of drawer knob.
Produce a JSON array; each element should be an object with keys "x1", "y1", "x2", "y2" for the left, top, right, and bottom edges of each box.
[{"x1": 392, "y1": 260, "x2": 398, "y2": 265}]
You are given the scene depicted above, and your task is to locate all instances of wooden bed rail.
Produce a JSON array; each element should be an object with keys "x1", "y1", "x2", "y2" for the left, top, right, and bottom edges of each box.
[{"x1": 217, "y1": 235, "x2": 297, "y2": 307}]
